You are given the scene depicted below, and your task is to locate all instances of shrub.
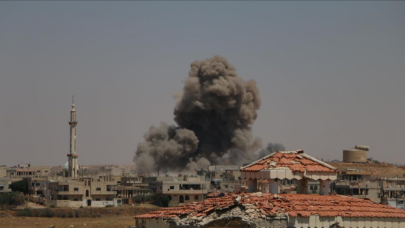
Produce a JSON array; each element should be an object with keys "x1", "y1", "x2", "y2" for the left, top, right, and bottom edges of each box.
[
  {"x1": 50, "y1": 205, "x2": 56, "y2": 208},
  {"x1": 158, "y1": 196, "x2": 170, "y2": 207},
  {"x1": 74, "y1": 210, "x2": 80, "y2": 218},
  {"x1": 0, "y1": 192, "x2": 25, "y2": 206},
  {"x1": 42, "y1": 209, "x2": 55, "y2": 218},
  {"x1": 105, "y1": 205, "x2": 113, "y2": 208},
  {"x1": 60, "y1": 212, "x2": 67, "y2": 218},
  {"x1": 17, "y1": 208, "x2": 32, "y2": 217},
  {"x1": 68, "y1": 211, "x2": 74, "y2": 218}
]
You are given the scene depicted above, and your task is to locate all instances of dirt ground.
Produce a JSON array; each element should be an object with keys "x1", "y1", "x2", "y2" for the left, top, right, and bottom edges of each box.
[
  {"x1": 0, "y1": 204, "x2": 158, "y2": 228},
  {"x1": 0, "y1": 215, "x2": 135, "y2": 228}
]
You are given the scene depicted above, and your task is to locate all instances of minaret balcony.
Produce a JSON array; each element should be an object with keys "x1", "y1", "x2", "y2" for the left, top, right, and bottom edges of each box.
[
  {"x1": 67, "y1": 154, "x2": 79, "y2": 158},
  {"x1": 68, "y1": 121, "x2": 78, "y2": 126}
]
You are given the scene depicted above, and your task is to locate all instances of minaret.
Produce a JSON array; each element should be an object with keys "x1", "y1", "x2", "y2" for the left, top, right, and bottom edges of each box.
[{"x1": 67, "y1": 96, "x2": 79, "y2": 178}]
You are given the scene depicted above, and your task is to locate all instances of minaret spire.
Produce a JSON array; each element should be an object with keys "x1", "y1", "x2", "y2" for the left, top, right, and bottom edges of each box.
[{"x1": 67, "y1": 96, "x2": 79, "y2": 178}]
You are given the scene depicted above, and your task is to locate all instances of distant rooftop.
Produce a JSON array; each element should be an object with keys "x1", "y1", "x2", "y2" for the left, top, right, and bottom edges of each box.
[{"x1": 241, "y1": 150, "x2": 337, "y2": 173}]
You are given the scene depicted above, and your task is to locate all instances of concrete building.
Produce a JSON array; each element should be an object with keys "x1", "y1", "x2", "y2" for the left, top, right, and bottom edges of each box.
[
  {"x1": 133, "y1": 150, "x2": 405, "y2": 228},
  {"x1": 112, "y1": 175, "x2": 153, "y2": 203},
  {"x1": 151, "y1": 175, "x2": 210, "y2": 207},
  {"x1": 27, "y1": 177, "x2": 47, "y2": 196},
  {"x1": 240, "y1": 150, "x2": 337, "y2": 195},
  {"x1": 67, "y1": 97, "x2": 79, "y2": 178},
  {"x1": 0, "y1": 178, "x2": 12, "y2": 194},
  {"x1": 343, "y1": 145, "x2": 369, "y2": 163},
  {"x1": 47, "y1": 176, "x2": 121, "y2": 208},
  {"x1": 331, "y1": 168, "x2": 405, "y2": 207},
  {"x1": 0, "y1": 165, "x2": 7, "y2": 178}
]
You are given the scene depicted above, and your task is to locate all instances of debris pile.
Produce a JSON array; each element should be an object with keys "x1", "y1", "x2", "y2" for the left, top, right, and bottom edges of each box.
[{"x1": 134, "y1": 193, "x2": 405, "y2": 227}]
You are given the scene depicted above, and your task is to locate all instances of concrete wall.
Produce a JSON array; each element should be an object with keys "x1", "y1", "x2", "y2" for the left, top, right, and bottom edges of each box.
[
  {"x1": 47, "y1": 200, "x2": 84, "y2": 208},
  {"x1": 0, "y1": 177, "x2": 12, "y2": 193},
  {"x1": 135, "y1": 218, "x2": 169, "y2": 228},
  {"x1": 288, "y1": 215, "x2": 405, "y2": 228},
  {"x1": 0, "y1": 166, "x2": 7, "y2": 178},
  {"x1": 168, "y1": 194, "x2": 204, "y2": 206},
  {"x1": 91, "y1": 200, "x2": 114, "y2": 207},
  {"x1": 343, "y1": 149, "x2": 368, "y2": 163}
]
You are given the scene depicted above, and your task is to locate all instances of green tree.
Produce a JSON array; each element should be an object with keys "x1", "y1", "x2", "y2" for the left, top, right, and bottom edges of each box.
[
  {"x1": 158, "y1": 196, "x2": 170, "y2": 207},
  {"x1": 10, "y1": 179, "x2": 29, "y2": 195}
]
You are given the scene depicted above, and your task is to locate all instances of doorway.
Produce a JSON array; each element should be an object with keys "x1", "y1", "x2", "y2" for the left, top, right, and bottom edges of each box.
[
  {"x1": 179, "y1": 195, "x2": 184, "y2": 203},
  {"x1": 87, "y1": 199, "x2": 91, "y2": 206}
]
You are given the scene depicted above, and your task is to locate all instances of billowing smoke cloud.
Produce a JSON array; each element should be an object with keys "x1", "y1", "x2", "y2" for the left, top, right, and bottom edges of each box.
[
  {"x1": 256, "y1": 143, "x2": 286, "y2": 160},
  {"x1": 134, "y1": 56, "x2": 262, "y2": 173}
]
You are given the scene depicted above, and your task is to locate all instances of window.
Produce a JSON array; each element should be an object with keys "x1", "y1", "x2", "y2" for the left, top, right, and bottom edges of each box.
[
  {"x1": 194, "y1": 195, "x2": 199, "y2": 200},
  {"x1": 73, "y1": 198, "x2": 79, "y2": 201},
  {"x1": 170, "y1": 186, "x2": 174, "y2": 189},
  {"x1": 95, "y1": 198, "x2": 100, "y2": 201},
  {"x1": 0, "y1": 186, "x2": 4, "y2": 191},
  {"x1": 36, "y1": 183, "x2": 40, "y2": 186},
  {"x1": 185, "y1": 195, "x2": 190, "y2": 200},
  {"x1": 74, "y1": 188, "x2": 79, "y2": 191},
  {"x1": 96, "y1": 187, "x2": 101, "y2": 191}
]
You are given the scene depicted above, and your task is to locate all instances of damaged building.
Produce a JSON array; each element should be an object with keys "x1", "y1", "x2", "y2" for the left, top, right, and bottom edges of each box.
[
  {"x1": 133, "y1": 150, "x2": 405, "y2": 227},
  {"x1": 134, "y1": 192, "x2": 405, "y2": 228}
]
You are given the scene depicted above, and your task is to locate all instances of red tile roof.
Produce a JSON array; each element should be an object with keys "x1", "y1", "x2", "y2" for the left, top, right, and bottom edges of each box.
[
  {"x1": 241, "y1": 151, "x2": 337, "y2": 173},
  {"x1": 134, "y1": 193, "x2": 405, "y2": 220}
]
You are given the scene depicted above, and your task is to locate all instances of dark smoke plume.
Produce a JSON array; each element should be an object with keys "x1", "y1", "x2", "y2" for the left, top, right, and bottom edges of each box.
[
  {"x1": 256, "y1": 143, "x2": 286, "y2": 160},
  {"x1": 134, "y1": 56, "x2": 262, "y2": 173}
]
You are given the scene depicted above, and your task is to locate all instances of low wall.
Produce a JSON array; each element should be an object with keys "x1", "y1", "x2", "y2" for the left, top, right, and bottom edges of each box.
[
  {"x1": 46, "y1": 200, "x2": 84, "y2": 208},
  {"x1": 288, "y1": 215, "x2": 405, "y2": 228},
  {"x1": 91, "y1": 201, "x2": 114, "y2": 207},
  {"x1": 29, "y1": 195, "x2": 48, "y2": 205}
]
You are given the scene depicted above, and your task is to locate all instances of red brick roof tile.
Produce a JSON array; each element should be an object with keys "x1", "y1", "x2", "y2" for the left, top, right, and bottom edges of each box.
[
  {"x1": 133, "y1": 193, "x2": 405, "y2": 220},
  {"x1": 241, "y1": 151, "x2": 337, "y2": 173}
]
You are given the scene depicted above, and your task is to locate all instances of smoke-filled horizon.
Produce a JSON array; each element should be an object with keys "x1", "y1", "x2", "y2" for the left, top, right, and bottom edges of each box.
[{"x1": 133, "y1": 56, "x2": 263, "y2": 173}]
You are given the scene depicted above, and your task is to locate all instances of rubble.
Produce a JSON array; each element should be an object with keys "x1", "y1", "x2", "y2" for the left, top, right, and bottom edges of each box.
[{"x1": 134, "y1": 192, "x2": 405, "y2": 227}]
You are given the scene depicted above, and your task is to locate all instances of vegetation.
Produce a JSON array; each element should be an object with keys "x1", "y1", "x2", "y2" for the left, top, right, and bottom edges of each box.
[
  {"x1": 17, "y1": 208, "x2": 32, "y2": 217},
  {"x1": 10, "y1": 179, "x2": 29, "y2": 195},
  {"x1": 132, "y1": 193, "x2": 170, "y2": 207},
  {"x1": 157, "y1": 196, "x2": 170, "y2": 207},
  {"x1": 132, "y1": 194, "x2": 155, "y2": 204},
  {"x1": 0, "y1": 192, "x2": 25, "y2": 206}
]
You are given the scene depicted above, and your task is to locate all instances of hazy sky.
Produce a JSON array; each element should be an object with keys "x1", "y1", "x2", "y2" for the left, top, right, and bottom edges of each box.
[{"x1": 0, "y1": 2, "x2": 404, "y2": 166}]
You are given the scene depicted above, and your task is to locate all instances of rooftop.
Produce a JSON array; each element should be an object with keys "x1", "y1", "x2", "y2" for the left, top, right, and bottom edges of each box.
[
  {"x1": 241, "y1": 150, "x2": 337, "y2": 173},
  {"x1": 134, "y1": 193, "x2": 405, "y2": 220}
]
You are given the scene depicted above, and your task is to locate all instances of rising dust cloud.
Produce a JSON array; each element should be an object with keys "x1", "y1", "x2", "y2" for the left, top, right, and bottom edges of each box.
[{"x1": 133, "y1": 56, "x2": 283, "y2": 173}]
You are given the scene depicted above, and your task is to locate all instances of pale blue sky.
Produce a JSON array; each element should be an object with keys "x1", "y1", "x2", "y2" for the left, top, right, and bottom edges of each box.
[{"x1": 0, "y1": 2, "x2": 404, "y2": 166}]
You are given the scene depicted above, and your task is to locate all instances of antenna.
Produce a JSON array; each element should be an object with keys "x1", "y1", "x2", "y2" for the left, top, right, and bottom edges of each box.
[{"x1": 72, "y1": 95, "x2": 74, "y2": 104}]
